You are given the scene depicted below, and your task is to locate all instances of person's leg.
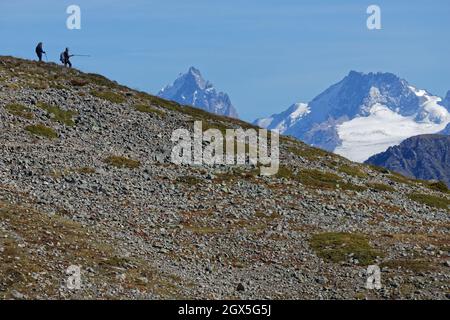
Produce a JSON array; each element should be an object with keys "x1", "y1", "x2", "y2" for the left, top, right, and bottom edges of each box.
[
  {"x1": 38, "y1": 53, "x2": 42, "y2": 62},
  {"x1": 68, "y1": 60, "x2": 72, "y2": 68}
]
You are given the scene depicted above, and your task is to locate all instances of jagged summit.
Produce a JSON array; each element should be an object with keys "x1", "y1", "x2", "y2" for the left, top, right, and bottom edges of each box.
[
  {"x1": 158, "y1": 67, "x2": 239, "y2": 118},
  {"x1": 255, "y1": 71, "x2": 450, "y2": 162}
]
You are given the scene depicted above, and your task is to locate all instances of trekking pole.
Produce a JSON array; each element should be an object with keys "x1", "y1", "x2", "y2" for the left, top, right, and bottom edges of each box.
[
  {"x1": 72, "y1": 54, "x2": 91, "y2": 57},
  {"x1": 44, "y1": 53, "x2": 48, "y2": 62}
]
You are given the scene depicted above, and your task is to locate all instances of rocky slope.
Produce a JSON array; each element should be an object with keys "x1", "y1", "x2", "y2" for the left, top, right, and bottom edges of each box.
[
  {"x1": 158, "y1": 67, "x2": 239, "y2": 118},
  {"x1": 366, "y1": 135, "x2": 450, "y2": 187},
  {"x1": 0, "y1": 57, "x2": 449, "y2": 300},
  {"x1": 255, "y1": 72, "x2": 450, "y2": 162}
]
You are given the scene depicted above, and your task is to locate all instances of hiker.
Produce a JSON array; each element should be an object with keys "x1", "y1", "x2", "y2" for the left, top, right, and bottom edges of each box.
[
  {"x1": 60, "y1": 48, "x2": 73, "y2": 68},
  {"x1": 35, "y1": 42, "x2": 46, "y2": 62}
]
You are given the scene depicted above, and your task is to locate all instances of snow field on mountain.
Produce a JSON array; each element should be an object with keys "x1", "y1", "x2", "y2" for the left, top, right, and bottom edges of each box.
[{"x1": 335, "y1": 103, "x2": 449, "y2": 162}]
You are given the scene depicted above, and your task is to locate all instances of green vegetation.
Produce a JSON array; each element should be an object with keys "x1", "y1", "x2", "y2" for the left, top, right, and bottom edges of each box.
[
  {"x1": 298, "y1": 169, "x2": 367, "y2": 192},
  {"x1": 384, "y1": 170, "x2": 448, "y2": 194},
  {"x1": 29, "y1": 81, "x2": 49, "y2": 90},
  {"x1": 341, "y1": 183, "x2": 367, "y2": 192},
  {"x1": 275, "y1": 166, "x2": 295, "y2": 180},
  {"x1": 310, "y1": 232, "x2": 382, "y2": 266},
  {"x1": 388, "y1": 172, "x2": 419, "y2": 186},
  {"x1": 381, "y1": 259, "x2": 432, "y2": 272},
  {"x1": 133, "y1": 104, "x2": 165, "y2": 117},
  {"x1": 49, "y1": 82, "x2": 68, "y2": 90},
  {"x1": 91, "y1": 90, "x2": 126, "y2": 104},
  {"x1": 76, "y1": 167, "x2": 96, "y2": 174},
  {"x1": 84, "y1": 73, "x2": 122, "y2": 88},
  {"x1": 0, "y1": 199, "x2": 183, "y2": 299},
  {"x1": 274, "y1": 167, "x2": 367, "y2": 191},
  {"x1": 213, "y1": 166, "x2": 260, "y2": 183},
  {"x1": 338, "y1": 164, "x2": 368, "y2": 178},
  {"x1": 298, "y1": 169, "x2": 342, "y2": 189},
  {"x1": 368, "y1": 164, "x2": 390, "y2": 174},
  {"x1": 70, "y1": 78, "x2": 89, "y2": 87},
  {"x1": 288, "y1": 145, "x2": 330, "y2": 161},
  {"x1": 103, "y1": 155, "x2": 141, "y2": 169},
  {"x1": 99, "y1": 256, "x2": 133, "y2": 269},
  {"x1": 177, "y1": 176, "x2": 203, "y2": 185},
  {"x1": 426, "y1": 181, "x2": 449, "y2": 193},
  {"x1": 136, "y1": 92, "x2": 181, "y2": 111},
  {"x1": 183, "y1": 225, "x2": 220, "y2": 235},
  {"x1": 25, "y1": 124, "x2": 58, "y2": 139},
  {"x1": 5, "y1": 103, "x2": 34, "y2": 119},
  {"x1": 367, "y1": 182, "x2": 396, "y2": 192},
  {"x1": 37, "y1": 102, "x2": 77, "y2": 126},
  {"x1": 408, "y1": 193, "x2": 450, "y2": 210}
]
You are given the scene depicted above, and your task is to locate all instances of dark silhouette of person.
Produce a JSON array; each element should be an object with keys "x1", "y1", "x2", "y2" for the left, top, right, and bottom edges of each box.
[
  {"x1": 35, "y1": 42, "x2": 46, "y2": 62},
  {"x1": 60, "y1": 48, "x2": 73, "y2": 68}
]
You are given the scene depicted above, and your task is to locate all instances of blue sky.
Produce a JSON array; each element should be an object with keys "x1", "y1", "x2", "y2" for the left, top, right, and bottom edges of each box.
[{"x1": 1, "y1": 0, "x2": 449, "y2": 121}]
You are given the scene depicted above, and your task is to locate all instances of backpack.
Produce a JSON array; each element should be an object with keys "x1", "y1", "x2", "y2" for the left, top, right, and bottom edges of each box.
[{"x1": 60, "y1": 53, "x2": 65, "y2": 64}]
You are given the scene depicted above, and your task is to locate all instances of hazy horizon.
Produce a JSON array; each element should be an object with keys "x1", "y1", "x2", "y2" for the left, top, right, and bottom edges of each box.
[{"x1": 1, "y1": 0, "x2": 449, "y2": 121}]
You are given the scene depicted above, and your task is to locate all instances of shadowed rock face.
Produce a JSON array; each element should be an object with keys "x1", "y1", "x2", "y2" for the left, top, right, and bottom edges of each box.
[
  {"x1": 366, "y1": 135, "x2": 450, "y2": 186},
  {"x1": 443, "y1": 90, "x2": 450, "y2": 109},
  {"x1": 440, "y1": 123, "x2": 450, "y2": 135},
  {"x1": 158, "y1": 67, "x2": 239, "y2": 118}
]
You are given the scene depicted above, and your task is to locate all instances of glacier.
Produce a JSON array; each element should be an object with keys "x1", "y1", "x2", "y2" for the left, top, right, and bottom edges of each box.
[{"x1": 254, "y1": 71, "x2": 450, "y2": 162}]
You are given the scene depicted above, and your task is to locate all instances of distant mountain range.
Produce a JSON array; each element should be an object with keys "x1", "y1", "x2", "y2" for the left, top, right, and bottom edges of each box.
[
  {"x1": 254, "y1": 71, "x2": 450, "y2": 162},
  {"x1": 158, "y1": 67, "x2": 239, "y2": 118},
  {"x1": 366, "y1": 134, "x2": 450, "y2": 187}
]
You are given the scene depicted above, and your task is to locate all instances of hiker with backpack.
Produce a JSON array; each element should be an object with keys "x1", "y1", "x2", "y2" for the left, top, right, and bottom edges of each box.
[
  {"x1": 35, "y1": 42, "x2": 46, "y2": 62},
  {"x1": 60, "y1": 48, "x2": 73, "y2": 68}
]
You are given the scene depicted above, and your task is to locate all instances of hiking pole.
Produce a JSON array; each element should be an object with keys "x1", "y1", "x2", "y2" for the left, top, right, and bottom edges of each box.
[
  {"x1": 44, "y1": 53, "x2": 48, "y2": 62},
  {"x1": 72, "y1": 54, "x2": 91, "y2": 57}
]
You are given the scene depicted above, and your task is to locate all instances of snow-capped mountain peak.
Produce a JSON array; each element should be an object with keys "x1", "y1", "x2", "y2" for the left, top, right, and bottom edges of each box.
[
  {"x1": 254, "y1": 71, "x2": 450, "y2": 162},
  {"x1": 408, "y1": 86, "x2": 449, "y2": 124},
  {"x1": 158, "y1": 67, "x2": 239, "y2": 118},
  {"x1": 254, "y1": 102, "x2": 309, "y2": 134}
]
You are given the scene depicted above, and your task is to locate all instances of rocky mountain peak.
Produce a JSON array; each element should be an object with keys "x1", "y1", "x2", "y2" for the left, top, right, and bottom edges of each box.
[
  {"x1": 158, "y1": 67, "x2": 239, "y2": 118},
  {"x1": 256, "y1": 71, "x2": 449, "y2": 162}
]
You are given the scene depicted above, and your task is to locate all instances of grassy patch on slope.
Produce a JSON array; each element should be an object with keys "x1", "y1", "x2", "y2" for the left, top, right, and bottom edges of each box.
[
  {"x1": 25, "y1": 124, "x2": 57, "y2": 139},
  {"x1": 91, "y1": 90, "x2": 126, "y2": 104},
  {"x1": 5, "y1": 103, "x2": 34, "y2": 119},
  {"x1": 310, "y1": 232, "x2": 382, "y2": 266},
  {"x1": 103, "y1": 155, "x2": 141, "y2": 169},
  {"x1": 408, "y1": 193, "x2": 450, "y2": 210},
  {"x1": 133, "y1": 104, "x2": 165, "y2": 117},
  {"x1": 37, "y1": 102, "x2": 77, "y2": 126}
]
